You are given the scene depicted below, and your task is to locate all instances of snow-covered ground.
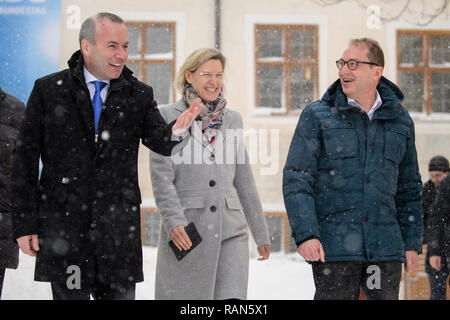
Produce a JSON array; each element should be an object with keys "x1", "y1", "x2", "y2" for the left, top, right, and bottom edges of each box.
[{"x1": 1, "y1": 247, "x2": 315, "y2": 300}]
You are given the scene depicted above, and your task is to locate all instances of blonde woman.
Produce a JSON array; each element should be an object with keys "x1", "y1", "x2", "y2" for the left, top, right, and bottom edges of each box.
[{"x1": 150, "y1": 48, "x2": 270, "y2": 300}]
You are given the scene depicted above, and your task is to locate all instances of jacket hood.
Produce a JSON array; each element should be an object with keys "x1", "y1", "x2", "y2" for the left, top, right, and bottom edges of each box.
[{"x1": 322, "y1": 76, "x2": 404, "y2": 110}]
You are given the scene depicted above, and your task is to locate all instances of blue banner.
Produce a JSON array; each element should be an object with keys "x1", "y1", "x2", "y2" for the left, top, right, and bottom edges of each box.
[{"x1": 0, "y1": 0, "x2": 61, "y2": 103}]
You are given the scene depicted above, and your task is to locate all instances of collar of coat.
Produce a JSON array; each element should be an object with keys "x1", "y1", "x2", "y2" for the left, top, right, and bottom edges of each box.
[
  {"x1": 67, "y1": 50, "x2": 134, "y2": 91},
  {"x1": 321, "y1": 76, "x2": 406, "y2": 120}
]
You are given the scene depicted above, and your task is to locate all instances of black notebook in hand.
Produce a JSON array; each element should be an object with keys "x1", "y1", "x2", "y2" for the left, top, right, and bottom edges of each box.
[{"x1": 169, "y1": 222, "x2": 203, "y2": 261}]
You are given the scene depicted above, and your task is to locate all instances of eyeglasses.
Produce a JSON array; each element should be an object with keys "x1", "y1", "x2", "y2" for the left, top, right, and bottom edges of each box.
[
  {"x1": 199, "y1": 71, "x2": 224, "y2": 81},
  {"x1": 336, "y1": 59, "x2": 379, "y2": 70}
]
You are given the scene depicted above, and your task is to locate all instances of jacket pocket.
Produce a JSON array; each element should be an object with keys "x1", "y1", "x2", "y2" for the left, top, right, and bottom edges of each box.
[
  {"x1": 322, "y1": 121, "x2": 358, "y2": 159},
  {"x1": 317, "y1": 206, "x2": 356, "y2": 220},
  {"x1": 225, "y1": 196, "x2": 243, "y2": 211},
  {"x1": 384, "y1": 122, "x2": 409, "y2": 164},
  {"x1": 180, "y1": 197, "x2": 205, "y2": 209}
]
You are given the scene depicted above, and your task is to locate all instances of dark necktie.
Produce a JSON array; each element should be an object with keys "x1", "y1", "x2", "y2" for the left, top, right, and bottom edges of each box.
[{"x1": 91, "y1": 80, "x2": 107, "y2": 134}]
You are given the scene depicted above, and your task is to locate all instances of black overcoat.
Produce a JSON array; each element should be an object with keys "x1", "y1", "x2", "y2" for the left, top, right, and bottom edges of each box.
[
  {"x1": 12, "y1": 50, "x2": 178, "y2": 286},
  {"x1": 0, "y1": 88, "x2": 24, "y2": 269},
  {"x1": 422, "y1": 179, "x2": 448, "y2": 274}
]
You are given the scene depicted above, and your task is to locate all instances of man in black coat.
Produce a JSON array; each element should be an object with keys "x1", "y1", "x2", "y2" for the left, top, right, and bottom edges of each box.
[
  {"x1": 0, "y1": 88, "x2": 25, "y2": 298},
  {"x1": 428, "y1": 173, "x2": 450, "y2": 300},
  {"x1": 422, "y1": 155, "x2": 449, "y2": 299},
  {"x1": 12, "y1": 12, "x2": 200, "y2": 300}
]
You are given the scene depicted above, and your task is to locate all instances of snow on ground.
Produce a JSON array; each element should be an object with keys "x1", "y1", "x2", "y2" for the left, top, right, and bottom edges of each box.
[{"x1": 1, "y1": 247, "x2": 315, "y2": 300}]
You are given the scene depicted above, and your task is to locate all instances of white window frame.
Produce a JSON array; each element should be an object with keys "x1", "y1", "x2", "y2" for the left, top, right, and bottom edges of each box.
[
  {"x1": 386, "y1": 19, "x2": 450, "y2": 121},
  {"x1": 244, "y1": 14, "x2": 328, "y2": 117},
  {"x1": 117, "y1": 11, "x2": 186, "y2": 101}
]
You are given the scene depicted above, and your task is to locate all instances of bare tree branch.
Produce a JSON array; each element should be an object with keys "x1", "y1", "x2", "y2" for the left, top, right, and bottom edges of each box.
[{"x1": 311, "y1": 0, "x2": 449, "y2": 26}]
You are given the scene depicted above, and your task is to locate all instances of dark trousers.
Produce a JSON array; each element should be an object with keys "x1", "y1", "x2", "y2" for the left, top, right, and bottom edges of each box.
[
  {"x1": 312, "y1": 261, "x2": 402, "y2": 300},
  {"x1": 0, "y1": 268, "x2": 4, "y2": 299},
  {"x1": 428, "y1": 272, "x2": 449, "y2": 300},
  {"x1": 51, "y1": 281, "x2": 136, "y2": 300}
]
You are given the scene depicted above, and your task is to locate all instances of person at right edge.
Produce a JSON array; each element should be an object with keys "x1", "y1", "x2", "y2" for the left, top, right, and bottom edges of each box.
[
  {"x1": 0, "y1": 87, "x2": 25, "y2": 299},
  {"x1": 283, "y1": 38, "x2": 423, "y2": 300},
  {"x1": 423, "y1": 155, "x2": 449, "y2": 300}
]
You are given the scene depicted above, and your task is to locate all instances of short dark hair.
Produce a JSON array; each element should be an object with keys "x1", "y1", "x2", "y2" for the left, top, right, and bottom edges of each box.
[
  {"x1": 349, "y1": 38, "x2": 385, "y2": 68},
  {"x1": 79, "y1": 12, "x2": 124, "y2": 47}
]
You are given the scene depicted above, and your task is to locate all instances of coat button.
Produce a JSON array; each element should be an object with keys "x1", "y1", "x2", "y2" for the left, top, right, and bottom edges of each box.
[
  {"x1": 364, "y1": 216, "x2": 369, "y2": 222},
  {"x1": 323, "y1": 123, "x2": 329, "y2": 128},
  {"x1": 365, "y1": 178, "x2": 370, "y2": 184},
  {"x1": 210, "y1": 205, "x2": 217, "y2": 212},
  {"x1": 209, "y1": 180, "x2": 216, "y2": 187},
  {"x1": 369, "y1": 253, "x2": 374, "y2": 259},
  {"x1": 347, "y1": 122, "x2": 353, "y2": 127},
  {"x1": 369, "y1": 141, "x2": 375, "y2": 147}
]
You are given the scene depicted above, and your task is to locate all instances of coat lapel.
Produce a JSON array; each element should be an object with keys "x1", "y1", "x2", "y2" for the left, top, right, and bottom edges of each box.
[
  {"x1": 168, "y1": 99, "x2": 236, "y2": 163},
  {"x1": 100, "y1": 77, "x2": 130, "y2": 134},
  {"x1": 70, "y1": 64, "x2": 96, "y2": 144},
  {"x1": 171, "y1": 99, "x2": 212, "y2": 157}
]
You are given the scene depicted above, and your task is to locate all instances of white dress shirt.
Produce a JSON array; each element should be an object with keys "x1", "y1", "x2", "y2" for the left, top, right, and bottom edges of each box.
[
  {"x1": 347, "y1": 90, "x2": 382, "y2": 121},
  {"x1": 83, "y1": 66, "x2": 110, "y2": 103}
]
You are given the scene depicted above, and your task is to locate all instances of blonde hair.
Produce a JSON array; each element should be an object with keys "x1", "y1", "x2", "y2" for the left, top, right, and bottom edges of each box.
[{"x1": 174, "y1": 48, "x2": 226, "y2": 94}]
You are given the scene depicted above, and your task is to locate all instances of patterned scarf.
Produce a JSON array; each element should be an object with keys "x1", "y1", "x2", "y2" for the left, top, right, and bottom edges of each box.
[{"x1": 183, "y1": 83, "x2": 227, "y2": 146}]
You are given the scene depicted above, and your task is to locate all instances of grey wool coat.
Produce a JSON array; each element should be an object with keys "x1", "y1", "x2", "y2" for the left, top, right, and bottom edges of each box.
[{"x1": 150, "y1": 99, "x2": 270, "y2": 300}]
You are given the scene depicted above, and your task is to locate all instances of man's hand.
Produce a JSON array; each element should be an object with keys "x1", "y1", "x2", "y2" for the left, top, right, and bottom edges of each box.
[
  {"x1": 404, "y1": 250, "x2": 419, "y2": 273},
  {"x1": 429, "y1": 255, "x2": 441, "y2": 271},
  {"x1": 172, "y1": 98, "x2": 202, "y2": 137},
  {"x1": 298, "y1": 238, "x2": 325, "y2": 262},
  {"x1": 17, "y1": 235, "x2": 39, "y2": 257}
]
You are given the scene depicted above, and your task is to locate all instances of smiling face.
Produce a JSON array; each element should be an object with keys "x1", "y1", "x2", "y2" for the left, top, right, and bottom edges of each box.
[
  {"x1": 339, "y1": 44, "x2": 382, "y2": 102},
  {"x1": 185, "y1": 59, "x2": 224, "y2": 103},
  {"x1": 81, "y1": 18, "x2": 128, "y2": 80}
]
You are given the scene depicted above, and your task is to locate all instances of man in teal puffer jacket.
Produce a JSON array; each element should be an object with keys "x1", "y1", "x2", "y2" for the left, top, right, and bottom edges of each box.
[{"x1": 283, "y1": 38, "x2": 423, "y2": 300}]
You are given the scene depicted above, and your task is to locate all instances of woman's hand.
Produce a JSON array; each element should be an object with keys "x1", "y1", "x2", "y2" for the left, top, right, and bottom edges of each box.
[
  {"x1": 257, "y1": 244, "x2": 271, "y2": 261},
  {"x1": 170, "y1": 225, "x2": 193, "y2": 251}
]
